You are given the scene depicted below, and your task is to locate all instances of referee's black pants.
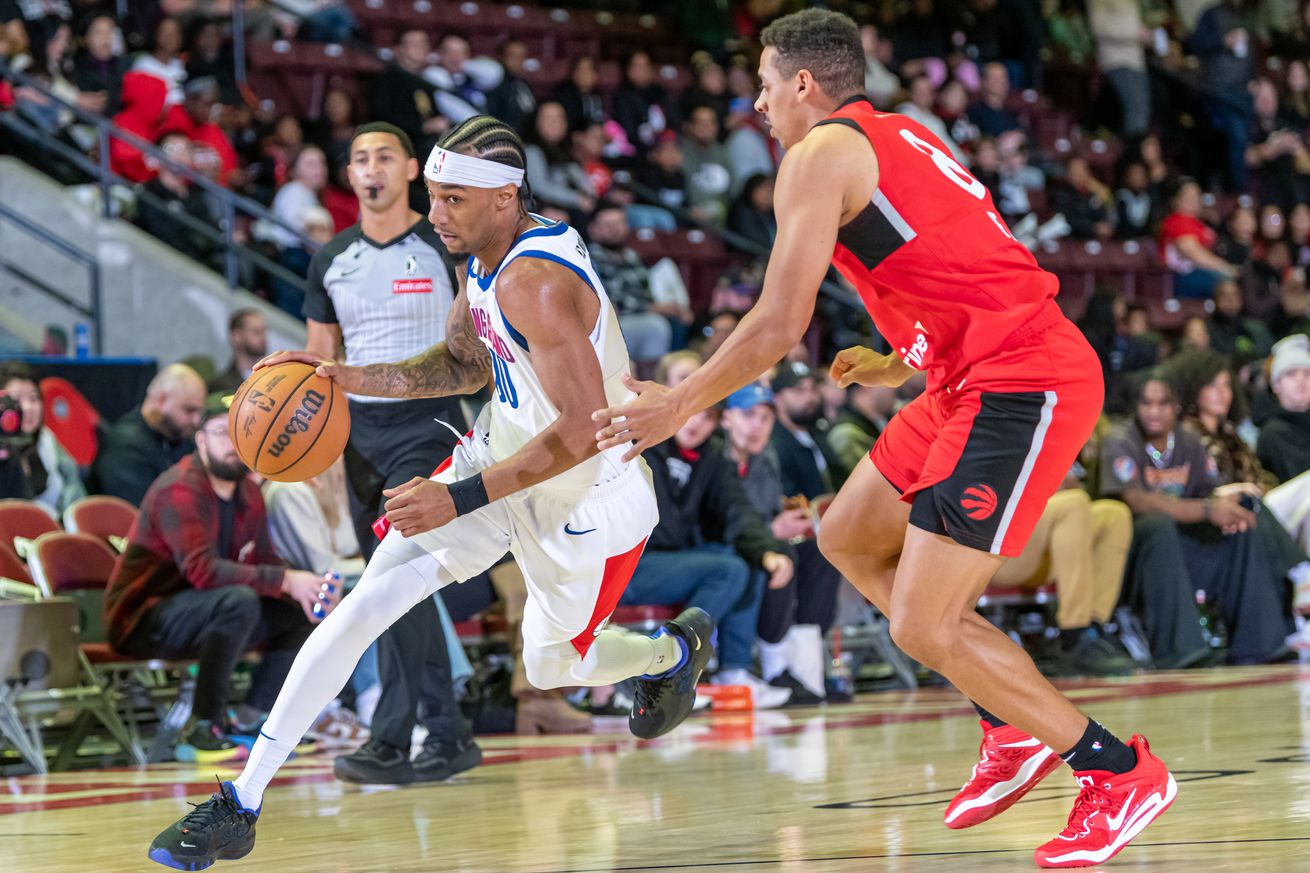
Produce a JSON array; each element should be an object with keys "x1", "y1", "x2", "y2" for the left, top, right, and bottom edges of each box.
[{"x1": 344, "y1": 396, "x2": 470, "y2": 750}]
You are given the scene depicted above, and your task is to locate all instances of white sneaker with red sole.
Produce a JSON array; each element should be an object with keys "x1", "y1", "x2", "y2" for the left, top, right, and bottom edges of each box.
[
  {"x1": 1034, "y1": 734, "x2": 1177, "y2": 868},
  {"x1": 944, "y1": 720, "x2": 1062, "y2": 829}
]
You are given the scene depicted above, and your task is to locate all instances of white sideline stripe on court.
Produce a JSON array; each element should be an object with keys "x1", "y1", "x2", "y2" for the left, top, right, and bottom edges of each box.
[{"x1": 989, "y1": 390, "x2": 1058, "y2": 554}]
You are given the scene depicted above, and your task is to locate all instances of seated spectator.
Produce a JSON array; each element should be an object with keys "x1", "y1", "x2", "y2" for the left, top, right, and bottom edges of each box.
[
  {"x1": 1282, "y1": 59, "x2": 1310, "y2": 129},
  {"x1": 259, "y1": 144, "x2": 327, "y2": 249},
  {"x1": 310, "y1": 87, "x2": 360, "y2": 173},
  {"x1": 724, "y1": 98, "x2": 777, "y2": 192},
  {"x1": 896, "y1": 75, "x2": 968, "y2": 164},
  {"x1": 370, "y1": 28, "x2": 449, "y2": 154},
  {"x1": 633, "y1": 131, "x2": 688, "y2": 216},
  {"x1": 1052, "y1": 156, "x2": 1114, "y2": 240},
  {"x1": 135, "y1": 131, "x2": 220, "y2": 265},
  {"x1": 105, "y1": 395, "x2": 335, "y2": 762},
  {"x1": 162, "y1": 76, "x2": 238, "y2": 186},
  {"x1": 1207, "y1": 279, "x2": 1274, "y2": 365},
  {"x1": 1260, "y1": 202, "x2": 1287, "y2": 247},
  {"x1": 72, "y1": 14, "x2": 126, "y2": 111},
  {"x1": 996, "y1": 131, "x2": 1046, "y2": 221},
  {"x1": 485, "y1": 38, "x2": 536, "y2": 135},
  {"x1": 622, "y1": 365, "x2": 794, "y2": 708},
  {"x1": 90, "y1": 363, "x2": 205, "y2": 506},
  {"x1": 937, "y1": 79, "x2": 980, "y2": 149},
  {"x1": 587, "y1": 205, "x2": 692, "y2": 371},
  {"x1": 130, "y1": 16, "x2": 186, "y2": 106},
  {"x1": 723, "y1": 384, "x2": 843, "y2": 704},
  {"x1": 0, "y1": 362, "x2": 85, "y2": 514},
  {"x1": 554, "y1": 56, "x2": 606, "y2": 131},
  {"x1": 989, "y1": 482, "x2": 1135, "y2": 676},
  {"x1": 1078, "y1": 290, "x2": 1159, "y2": 413},
  {"x1": 425, "y1": 33, "x2": 498, "y2": 122},
  {"x1": 274, "y1": 205, "x2": 336, "y2": 317},
  {"x1": 209, "y1": 309, "x2": 268, "y2": 394},
  {"x1": 1246, "y1": 77, "x2": 1310, "y2": 211},
  {"x1": 769, "y1": 362, "x2": 834, "y2": 501},
  {"x1": 1159, "y1": 178, "x2": 1239, "y2": 298},
  {"x1": 109, "y1": 70, "x2": 168, "y2": 183},
  {"x1": 691, "y1": 308, "x2": 742, "y2": 360},
  {"x1": 1290, "y1": 203, "x2": 1310, "y2": 265},
  {"x1": 825, "y1": 382, "x2": 896, "y2": 489},
  {"x1": 860, "y1": 23, "x2": 901, "y2": 108},
  {"x1": 1114, "y1": 162, "x2": 1159, "y2": 238},
  {"x1": 1215, "y1": 204, "x2": 1257, "y2": 268},
  {"x1": 727, "y1": 173, "x2": 776, "y2": 250},
  {"x1": 613, "y1": 50, "x2": 671, "y2": 154},
  {"x1": 1257, "y1": 335, "x2": 1310, "y2": 482},
  {"x1": 0, "y1": 3, "x2": 28, "y2": 61},
  {"x1": 572, "y1": 120, "x2": 623, "y2": 203},
  {"x1": 1271, "y1": 274, "x2": 1310, "y2": 339},
  {"x1": 967, "y1": 62, "x2": 1022, "y2": 138},
  {"x1": 971, "y1": 136, "x2": 1003, "y2": 204},
  {"x1": 1101, "y1": 374, "x2": 1295, "y2": 666},
  {"x1": 245, "y1": 114, "x2": 304, "y2": 203},
  {"x1": 893, "y1": 0, "x2": 952, "y2": 78},
  {"x1": 185, "y1": 19, "x2": 237, "y2": 105},
  {"x1": 680, "y1": 53, "x2": 731, "y2": 130},
  {"x1": 680, "y1": 104, "x2": 734, "y2": 225},
  {"x1": 524, "y1": 101, "x2": 596, "y2": 219}
]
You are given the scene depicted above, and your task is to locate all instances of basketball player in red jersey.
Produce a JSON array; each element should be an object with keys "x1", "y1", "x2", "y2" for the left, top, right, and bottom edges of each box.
[{"x1": 595, "y1": 9, "x2": 1175, "y2": 868}]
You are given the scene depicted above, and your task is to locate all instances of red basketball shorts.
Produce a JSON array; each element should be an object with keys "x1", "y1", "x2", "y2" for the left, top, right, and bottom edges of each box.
[{"x1": 870, "y1": 317, "x2": 1104, "y2": 557}]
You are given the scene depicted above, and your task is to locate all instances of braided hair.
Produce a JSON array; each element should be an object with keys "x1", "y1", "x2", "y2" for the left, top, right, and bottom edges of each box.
[{"x1": 437, "y1": 116, "x2": 535, "y2": 212}]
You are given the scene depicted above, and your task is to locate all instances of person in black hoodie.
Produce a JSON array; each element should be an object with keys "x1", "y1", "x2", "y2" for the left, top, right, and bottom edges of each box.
[
  {"x1": 1258, "y1": 335, "x2": 1310, "y2": 482},
  {"x1": 613, "y1": 50, "x2": 672, "y2": 155}
]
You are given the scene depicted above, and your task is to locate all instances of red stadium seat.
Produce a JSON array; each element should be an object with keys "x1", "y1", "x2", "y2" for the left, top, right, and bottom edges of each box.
[
  {"x1": 0, "y1": 540, "x2": 32, "y2": 585},
  {"x1": 38, "y1": 377, "x2": 100, "y2": 466},
  {"x1": 0, "y1": 499, "x2": 61, "y2": 552},
  {"x1": 63, "y1": 495, "x2": 137, "y2": 545}
]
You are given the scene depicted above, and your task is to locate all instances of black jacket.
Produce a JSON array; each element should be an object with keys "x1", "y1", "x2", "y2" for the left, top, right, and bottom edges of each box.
[
  {"x1": 643, "y1": 437, "x2": 789, "y2": 568},
  {"x1": 90, "y1": 408, "x2": 195, "y2": 506},
  {"x1": 1256, "y1": 406, "x2": 1310, "y2": 483},
  {"x1": 770, "y1": 423, "x2": 834, "y2": 501},
  {"x1": 369, "y1": 63, "x2": 442, "y2": 148}
]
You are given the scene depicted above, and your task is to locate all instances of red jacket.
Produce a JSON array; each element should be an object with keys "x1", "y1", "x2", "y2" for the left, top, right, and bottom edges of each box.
[
  {"x1": 162, "y1": 104, "x2": 239, "y2": 186},
  {"x1": 105, "y1": 454, "x2": 286, "y2": 647},
  {"x1": 110, "y1": 72, "x2": 168, "y2": 183}
]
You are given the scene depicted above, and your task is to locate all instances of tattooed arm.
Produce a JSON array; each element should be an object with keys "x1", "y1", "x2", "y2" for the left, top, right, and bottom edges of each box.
[{"x1": 255, "y1": 270, "x2": 491, "y2": 399}]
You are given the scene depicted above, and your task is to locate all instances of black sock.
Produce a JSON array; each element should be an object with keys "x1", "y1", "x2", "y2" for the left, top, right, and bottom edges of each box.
[
  {"x1": 973, "y1": 701, "x2": 1007, "y2": 728},
  {"x1": 1060, "y1": 719, "x2": 1137, "y2": 774}
]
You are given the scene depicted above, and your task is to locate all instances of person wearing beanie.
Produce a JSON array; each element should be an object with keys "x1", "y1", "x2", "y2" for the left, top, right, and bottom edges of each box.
[{"x1": 1257, "y1": 335, "x2": 1310, "y2": 482}]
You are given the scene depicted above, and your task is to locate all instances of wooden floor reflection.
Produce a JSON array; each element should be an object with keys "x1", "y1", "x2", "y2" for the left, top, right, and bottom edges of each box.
[{"x1": 3, "y1": 665, "x2": 1308, "y2": 872}]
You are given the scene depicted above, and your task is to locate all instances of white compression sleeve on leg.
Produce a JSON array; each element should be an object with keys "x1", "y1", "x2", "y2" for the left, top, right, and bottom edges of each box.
[
  {"x1": 567, "y1": 627, "x2": 681, "y2": 686},
  {"x1": 232, "y1": 541, "x2": 440, "y2": 809}
]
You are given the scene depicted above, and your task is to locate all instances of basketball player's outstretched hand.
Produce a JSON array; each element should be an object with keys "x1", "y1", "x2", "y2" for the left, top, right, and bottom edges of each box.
[
  {"x1": 383, "y1": 477, "x2": 456, "y2": 536},
  {"x1": 592, "y1": 374, "x2": 682, "y2": 462},
  {"x1": 829, "y1": 346, "x2": 913, "y2": 389},
  {"x1": 253, "y1": 349, "x2": 347, "y2": 381}
]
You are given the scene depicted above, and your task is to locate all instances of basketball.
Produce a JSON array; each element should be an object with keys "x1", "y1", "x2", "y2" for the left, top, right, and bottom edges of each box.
[{"x1": 228, "y1": 361, "x2": 349, "y2": 482}]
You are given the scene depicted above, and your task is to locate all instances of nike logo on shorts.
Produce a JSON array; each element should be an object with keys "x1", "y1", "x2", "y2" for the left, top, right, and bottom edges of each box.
[{"x1": 564, "y1": 524, "x2": 596, "y2": 536}]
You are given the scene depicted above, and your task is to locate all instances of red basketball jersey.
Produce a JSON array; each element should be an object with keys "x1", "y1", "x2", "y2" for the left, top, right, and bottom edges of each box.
[{"x1": 819, "y1": 97, "x2": 1062, "y2": 390}]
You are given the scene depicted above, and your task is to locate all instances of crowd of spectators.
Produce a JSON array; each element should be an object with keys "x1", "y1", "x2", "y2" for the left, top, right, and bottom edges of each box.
[{"x1": 4, "y1": 1, "x2": 1310, "y2": 760}]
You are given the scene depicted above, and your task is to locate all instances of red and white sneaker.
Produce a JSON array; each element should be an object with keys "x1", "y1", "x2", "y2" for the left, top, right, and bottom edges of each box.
[
  {"x1": 1034, "y1": 734, "x2": 1178, "y2": 868},
  {"x1": 944, "y1": 720, "x2": 1062, "y2": 829}
]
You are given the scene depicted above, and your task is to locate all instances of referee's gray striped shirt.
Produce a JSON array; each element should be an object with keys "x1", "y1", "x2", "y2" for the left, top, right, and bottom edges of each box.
[{"x1": 303, "y1": 220, "x2": 458, "y2": 403}]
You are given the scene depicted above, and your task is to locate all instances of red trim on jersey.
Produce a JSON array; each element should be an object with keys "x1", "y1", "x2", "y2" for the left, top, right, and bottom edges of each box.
[{"x1": 571, "y1": 537, "x2": 648, "y2": 657}]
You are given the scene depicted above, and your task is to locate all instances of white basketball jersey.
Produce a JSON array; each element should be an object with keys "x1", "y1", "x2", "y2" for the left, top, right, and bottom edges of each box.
[{"x1": 465, "y1": 215, "x2": 635, "y2": 492}]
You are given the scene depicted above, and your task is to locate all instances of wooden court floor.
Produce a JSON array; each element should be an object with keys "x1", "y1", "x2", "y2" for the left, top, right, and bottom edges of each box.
[{"x1": 3, "y1": 665, "x2": 1309, "y2": 872}]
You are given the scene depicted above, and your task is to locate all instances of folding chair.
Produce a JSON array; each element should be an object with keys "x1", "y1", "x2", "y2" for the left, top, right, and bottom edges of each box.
[
  {"x1": 63, "y1": 495, "x2": 137, "y2": 550},
  {"x1": 0, "y1": 499, "x2": 61, "y2": 557}
]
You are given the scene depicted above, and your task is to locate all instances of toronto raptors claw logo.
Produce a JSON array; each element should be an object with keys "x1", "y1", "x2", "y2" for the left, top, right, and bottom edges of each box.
[{"x1": 960, "y1": 484, "x2": 998, "y2": 520}]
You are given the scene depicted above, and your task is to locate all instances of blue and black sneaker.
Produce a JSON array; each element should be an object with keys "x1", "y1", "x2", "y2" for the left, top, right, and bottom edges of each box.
[
  {"x1": 629, "y1": 607, "x2": 714, "y2": 740},
  {"x1": 148, "y1": 780, "x2": 258, "y2": 870}
]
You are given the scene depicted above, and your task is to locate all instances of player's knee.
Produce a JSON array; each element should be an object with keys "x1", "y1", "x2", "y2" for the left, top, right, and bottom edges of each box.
[
  {"x1": 521, "y1": 645, "x2": 572, "y2": 690},
  {"x1": 888, "y1": 614, "x2": 954, "y2": 667}
]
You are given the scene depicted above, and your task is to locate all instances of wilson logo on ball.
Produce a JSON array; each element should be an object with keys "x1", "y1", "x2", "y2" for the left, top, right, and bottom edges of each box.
[
  {"x1": 266, "y1": 389, "x2": 326, "y2": 458},
  {"x1": 960, "y1": 483, "x2": 998, "y2": 520}
]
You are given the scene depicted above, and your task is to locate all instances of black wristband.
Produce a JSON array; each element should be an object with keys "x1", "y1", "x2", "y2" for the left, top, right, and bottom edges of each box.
[{"x1": 448, "y1": 472, "x2": 491, "y2": 517}]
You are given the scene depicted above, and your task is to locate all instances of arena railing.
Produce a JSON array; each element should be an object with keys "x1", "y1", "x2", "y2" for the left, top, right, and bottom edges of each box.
[{"x1": 0, "y1": 60, "x2": 313, "y2": 296}]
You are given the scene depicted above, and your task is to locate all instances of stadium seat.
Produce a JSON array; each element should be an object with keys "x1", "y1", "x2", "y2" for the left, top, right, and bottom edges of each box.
[
  {"x1": 38, "y1": 377, "x2": 100, "y2": 466},
  {"x1": 63, "y1": 495, "x2": 137, "y2": 546},
  {"x1": 0, "y1": 539, "x2": 37, "y2": 600},
  {"x1": 0, "y1": 499, "x2": 61, "y2": 554}
]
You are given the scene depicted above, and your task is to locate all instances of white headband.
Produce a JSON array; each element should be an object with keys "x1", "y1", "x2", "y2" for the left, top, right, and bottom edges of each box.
[{"x1": 424, "y1": 146, "x2": 524, "y2": 189}]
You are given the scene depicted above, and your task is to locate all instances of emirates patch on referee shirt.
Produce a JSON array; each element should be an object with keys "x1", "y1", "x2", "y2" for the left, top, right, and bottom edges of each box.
[{"x1": 392, "y1": 278, "x2": 433, "y2": 294}]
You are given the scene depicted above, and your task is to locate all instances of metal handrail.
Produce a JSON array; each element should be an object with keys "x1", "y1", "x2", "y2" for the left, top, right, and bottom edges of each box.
[
  {"x1": 0, "y1": 200, "x2": 103, "y2": 354},
  {"x1": 0, "y1": 113, "x2": 312, "y2": 293},
  {"x1": 0, "y1": 58, "x2": 315, "y2": 289}
]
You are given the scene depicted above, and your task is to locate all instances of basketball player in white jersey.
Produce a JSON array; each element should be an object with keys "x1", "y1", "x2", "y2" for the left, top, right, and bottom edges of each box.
[{"x1": 146, "y1": 116, "x2": 714, "y2": 871}]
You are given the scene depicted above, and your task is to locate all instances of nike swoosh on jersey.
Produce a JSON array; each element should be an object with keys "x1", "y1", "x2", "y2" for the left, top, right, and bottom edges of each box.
[{"x1": 564, "y1": 524, "x2": 597, "y2": 536}]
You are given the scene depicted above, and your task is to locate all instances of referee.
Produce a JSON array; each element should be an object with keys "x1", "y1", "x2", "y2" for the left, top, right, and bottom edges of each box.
[{"x1": 302, "y1": 122, "x2": 481, "y2": 785}]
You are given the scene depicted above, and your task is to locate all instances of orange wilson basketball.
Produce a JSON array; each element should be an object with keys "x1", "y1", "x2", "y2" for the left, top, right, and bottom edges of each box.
[{"x1": 228, "y1": 361, "x2": 349, "y2": 482}]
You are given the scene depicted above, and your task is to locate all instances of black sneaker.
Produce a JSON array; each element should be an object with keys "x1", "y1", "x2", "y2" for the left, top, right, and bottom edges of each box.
[
  {"x1": 174, "y1": 721, "x2": 246, "y2": 765},
  {"x1": 769, "y1": 670, "x2": 826, "y2": 707},
  {"x1": 629, "y1": 607, "x2": 714, "y2": 740},
  {"x1": 148, "y1": 780, "x2": 257, "y2": 870},
  {"x1": 333, "y1": 738, "x2": 414, "y2": 785},
  {"x1": 1060, "y1": 632, "x2": 1137, "y2": 677},
  {"x1": 413, "y1": 732, "x2": 483, "y2": 783}
]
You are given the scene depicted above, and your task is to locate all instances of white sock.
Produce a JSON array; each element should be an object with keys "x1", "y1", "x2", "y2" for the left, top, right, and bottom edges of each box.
[{"x1": 232, "y1": 731, "x2": 298, "y2": 811}]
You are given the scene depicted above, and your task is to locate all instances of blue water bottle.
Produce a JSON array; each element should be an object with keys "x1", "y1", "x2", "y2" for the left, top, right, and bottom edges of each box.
[
  {"x1": 74, "y1": 322, "x2": 91, "y2": 359},
  {"x1": 313, "y1": 570, "x2": 340, "y2": 620}
]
